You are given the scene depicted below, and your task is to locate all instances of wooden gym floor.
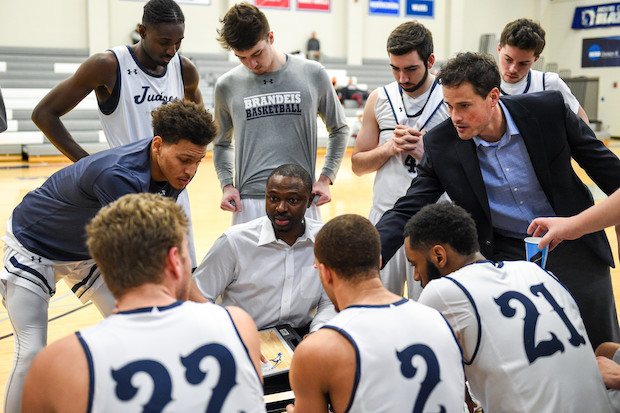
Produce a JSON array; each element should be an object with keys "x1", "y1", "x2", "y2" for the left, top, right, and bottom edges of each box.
[{"x1": 0, "y1": 146, "x2": 619, "y2": 410}]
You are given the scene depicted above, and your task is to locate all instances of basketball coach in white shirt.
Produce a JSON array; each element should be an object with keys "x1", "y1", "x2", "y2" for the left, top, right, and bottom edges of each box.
[{"x1": 193, "y1": 164, "x2": 335, "y2": 336}]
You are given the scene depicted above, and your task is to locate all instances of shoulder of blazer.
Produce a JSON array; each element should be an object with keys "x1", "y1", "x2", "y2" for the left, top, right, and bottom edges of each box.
[{"x1": 500, "y1": 90, "x2": 565, "y2": 115}]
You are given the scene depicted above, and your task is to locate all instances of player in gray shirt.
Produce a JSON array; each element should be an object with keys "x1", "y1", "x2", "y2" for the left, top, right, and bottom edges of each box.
[{"x1": 213, "y1": 3, "x2": 349, "y2": 224}]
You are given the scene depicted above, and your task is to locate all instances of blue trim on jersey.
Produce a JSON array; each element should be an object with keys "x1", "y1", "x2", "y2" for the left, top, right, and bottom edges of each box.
[
  {"x1": 345, "y1": 297, "x2": 409, "y2": 309},
  {"x1": 383, "y1": 85, "x2": 399, "y2": 124},
  {"x1": 444, "y1": 276, "x2": 482, "y2": 365},
  {"x1": 126, "y1": 45, "x2": 169, "y2": 78},
  {"x1": 224, "y1": 306, "x2": 263, "y2": 385},
  {"x1": 76, "y1": 331, "x2": 95, "y2": 413},
  {"x1": 99, "y1": 48, "x2": 122, "y2": 115},
  {"x1": 178, "y1": 54, "x2": 185, "y2": 87},
  {"x1": 439, "y1": 312, "x2": 464, "y2": 359},
  {"x1": 321, "y1": 325, "x2": 360, "y2": 413},
  {"x1": 542, "y1": 72, "x2": 546, "y2": 91},
  {"x1": 8, "y1": 256, "x2": 53, "y2": 295},
  {"x1": 117, "y1": 300, "x2": 184, "y2": 315},
  {"x1": 71, "y1": 264, "x2": 99, "y2": 298},
  {"x1": 419, "y1": 100, "x2": 445, "y2": 131}
]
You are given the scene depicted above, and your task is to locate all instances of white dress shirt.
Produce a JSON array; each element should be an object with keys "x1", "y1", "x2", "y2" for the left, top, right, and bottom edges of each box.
[{"x1": 193, "y1": 216, "x2": 335, "y2": 331}]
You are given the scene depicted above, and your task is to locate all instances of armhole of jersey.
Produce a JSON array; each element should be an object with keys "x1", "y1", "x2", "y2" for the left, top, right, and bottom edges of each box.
[
  {"x1": 75, "y1": 331, "x2": 95, "y2": 413},
  {"x1": 178, "y1": 54, "x2": 185, "y2": 89},
  {"x1": 321, "y1": 325, "x2": 360, "y2": 413},
  {"x1": 223, "y1": 306, "x2": 263, "y2": 385},
  {"x1": 542, "y1": 72, "x2": 546, "y2": 91},
  {"x1": 98, "y1": 50, "x2": 121, "y2": 115},
  {"x1": 383, "y1": 86, "x2": 399, "y2": 125},
  {"x1": 445, "y1": 276, "x2": 482, "y2": 365}
]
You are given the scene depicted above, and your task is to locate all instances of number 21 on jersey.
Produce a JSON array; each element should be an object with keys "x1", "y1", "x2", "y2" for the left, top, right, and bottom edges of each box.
[{"x1": 494, "y1": 282, "x2": 586, "y2": 364}]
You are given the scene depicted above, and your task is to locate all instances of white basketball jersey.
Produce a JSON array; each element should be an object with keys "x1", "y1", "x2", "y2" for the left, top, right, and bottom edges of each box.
[
  {"x1": 499, "y1": 69, "x2": 580, "y2": 114},
  {"x1": 419, "y1": 260, "x2": 613, "y2": 413},
  {"x1": 323, "y1": 298, "x2": 465, "y2": 412},
  {"x1": 98, "y1": 45, "x2": 185, "y2": 147},
  {"x1": 370, "y1": 81, "x2": 449, "y2": 217},
  {"x1": 77, "y1": 301, "x2": 266, "y2": 413}
]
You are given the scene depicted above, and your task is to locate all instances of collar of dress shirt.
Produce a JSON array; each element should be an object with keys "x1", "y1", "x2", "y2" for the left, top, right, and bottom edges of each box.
[
  {"x1": 256, "y1": 215, "x2": 317, "y2": 246},
  {"x1": 472, "y1": 100, "x2": 520, "y2": 148}
]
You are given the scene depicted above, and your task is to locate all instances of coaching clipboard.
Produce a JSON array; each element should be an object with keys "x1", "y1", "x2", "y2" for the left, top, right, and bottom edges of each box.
[{"x1": 259, "y1": 324, "x2": 301, "y2": 378}]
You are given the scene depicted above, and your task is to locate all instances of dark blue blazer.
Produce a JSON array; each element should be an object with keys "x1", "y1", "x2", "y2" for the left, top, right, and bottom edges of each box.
[{"x1": 376, "y1": 90, "x2": 620, "y2": 268}]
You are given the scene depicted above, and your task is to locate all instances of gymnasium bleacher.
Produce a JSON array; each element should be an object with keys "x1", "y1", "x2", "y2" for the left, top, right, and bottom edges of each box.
[{"x1": 0, "y1": 47, "x2": 389, "y2": 158}]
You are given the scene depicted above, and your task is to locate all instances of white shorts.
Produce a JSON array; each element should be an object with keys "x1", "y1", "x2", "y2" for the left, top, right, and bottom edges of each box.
[
  {"x1": 232, "y1": 198, "x2": 321, "y2": 225},
  {"x1": 0, "y1": 218, "x2": 103, "y2": 304}
]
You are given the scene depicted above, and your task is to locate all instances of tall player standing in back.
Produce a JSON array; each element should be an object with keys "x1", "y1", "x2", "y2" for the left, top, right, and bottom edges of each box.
[{"x1": 31, "y1": 0, "x2": 202, "y2": 266}]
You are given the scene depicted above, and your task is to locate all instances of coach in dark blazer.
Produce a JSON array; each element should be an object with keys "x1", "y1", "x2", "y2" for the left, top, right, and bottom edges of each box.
[{"x1": 376, "y1": 52, "x2": 620, "y2": 349}]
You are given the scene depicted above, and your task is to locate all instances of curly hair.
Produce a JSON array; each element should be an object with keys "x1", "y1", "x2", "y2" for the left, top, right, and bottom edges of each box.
[
  {"x1": 142, "y1": 0, "x2": 184, "y2": 26},
  {"x1": 404, "y1": 202, "x2": 479, "y2": 256},
  {"x1": 86, "y1": 193, "x2": 188, "y2": 298},
  {"x1": 315, "y1": 214, "x2": 381, "y2": 280},
  {"x1": 151, "y1": 100, "x2": 217, "y2": 146},
  {"x1": 216, "y1": 2, "x2": 270, "y2": 51},
  {"x1": 500, "y1": 18, "x2": 546, "y2": 57},
  {"x1": 387, "y1": 21, "x2": 433, "y2": 63},
  {"x1": 437, "y1": 52, "x2": 500, "y2": 98},
  {"x1": 267, "y1": 164, "x2": 312, "y2": 196}
]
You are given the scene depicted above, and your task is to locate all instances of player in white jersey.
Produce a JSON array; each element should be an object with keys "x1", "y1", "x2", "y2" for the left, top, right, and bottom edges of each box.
[
  {"x1": 497, "y1": 18, "x2": 589, "y2": 123},
  {"x1": 404, "y1": 202, "x2": 613, "y2": 412},
  {"x1": 352, "y1": 21, "x2": 448, "y2": 299},
  {"x1": 21, "y1": 193, "x2": 266, "y2": 413},
  {"x1": 285, "y1": 214, "x2": 465, "y2": 413},
  {"x1": 31, "y1": 0, "x2": 202, "y2": 266}
]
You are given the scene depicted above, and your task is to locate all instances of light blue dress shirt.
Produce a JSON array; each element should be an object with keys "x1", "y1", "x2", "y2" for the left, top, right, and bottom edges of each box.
[{"x1": 473, "y1": 101, "x2": 555, "y2": 238}]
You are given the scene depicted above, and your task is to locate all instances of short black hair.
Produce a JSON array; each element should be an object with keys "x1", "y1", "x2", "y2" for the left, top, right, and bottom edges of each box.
[
  {"x1": 267, "y1": 164, "x2": 312, "y2": 196},
  {"x1": 437, "y1": 52, "x2": 500, "y2": 99},
  {"x1": 387, "y1": 21, "x2": 433, "y2": 63},
  {"x1": 500, "y1": 18, "x2": 546, "y2": 57},
  {"x1": 315, "y1": 214, "x2": 381, "y2": 280},
  {"x1": 217, "y1": 2, "x2": 270, "y2": 51},
  {"x1": 151, "y1": 100, "x2": 217, "y2": 146},
  {"x1": 142, "y1": 0, "x2": 184, "y2": 26},
  {"x1": 404, "y1": 202, "x2": 479, "y2": 256}
]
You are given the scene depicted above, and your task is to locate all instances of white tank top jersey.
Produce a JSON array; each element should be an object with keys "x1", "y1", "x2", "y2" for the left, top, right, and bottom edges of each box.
[
  {"x1": 77, "y1": 301, "x2": 266, "y2": 413},
  {"x1": 418, "y1": 260, "x2": 614, "y2": 413},
  {"x1": 97, "y1": 45, "x2": 185, "y2": 148},
  {"x1": 371, "y1": 80, "x2": 449, "y2": 216},
  {"x1": 499, "y1": 69, "x2": 580, "y2": 114},
  {"x1": 323, "y1": 298, "x2": 465, "y2": 413}
]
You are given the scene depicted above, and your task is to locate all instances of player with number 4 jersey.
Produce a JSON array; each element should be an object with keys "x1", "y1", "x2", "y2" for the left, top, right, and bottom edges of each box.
[
  {"x1": 352, "y1": 21, "x2": 448, "y2": 299},
  {"x1": 405, "y1": 202, "x2": 613, "y2": 412}
]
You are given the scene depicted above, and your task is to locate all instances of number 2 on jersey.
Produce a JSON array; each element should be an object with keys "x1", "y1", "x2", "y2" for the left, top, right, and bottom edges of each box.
[
  {"x1": 397, "y1": 344, "x2": 446, "y2": 413},
  {"x1": 112, "y1": 343, "x2": 237, "y2": 413},
  {"x1": 494, "y1": 283, "x2": 586, "y2": 364}
]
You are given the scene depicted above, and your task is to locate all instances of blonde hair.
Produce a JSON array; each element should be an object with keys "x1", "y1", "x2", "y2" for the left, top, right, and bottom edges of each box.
[{"x1": 86, "y1": 193, "x2": 188, "y2": 297}]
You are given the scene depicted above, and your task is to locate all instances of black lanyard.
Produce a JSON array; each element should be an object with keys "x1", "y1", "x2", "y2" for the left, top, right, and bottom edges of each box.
[{"x1": 399, "y1": 78, "x2": 438, "y2": 118}]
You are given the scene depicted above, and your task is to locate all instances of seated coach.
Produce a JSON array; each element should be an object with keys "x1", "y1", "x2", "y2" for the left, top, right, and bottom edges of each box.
[{"x1": 193, "y1": 164, "x2": 335, "y2": 336}]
